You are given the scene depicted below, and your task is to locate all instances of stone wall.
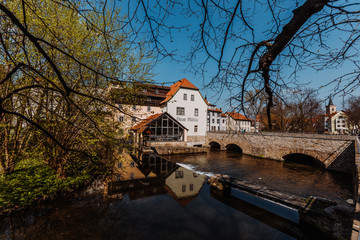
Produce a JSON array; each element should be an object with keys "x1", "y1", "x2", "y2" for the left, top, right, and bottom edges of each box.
[
  {"x1": 206, "y1": 132, "x2": 355, "y2": 173},
  {"x1": 187, "y1": 135, "x2": 206, "y2": 144},
  {"x1": 154, "y1": 146, "x2": 208, "y2": 155}
]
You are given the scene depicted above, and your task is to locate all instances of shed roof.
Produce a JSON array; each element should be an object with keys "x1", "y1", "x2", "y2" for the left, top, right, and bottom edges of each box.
[{"x1": 131, "y1": 112, "x2": 187, "y2": 133}]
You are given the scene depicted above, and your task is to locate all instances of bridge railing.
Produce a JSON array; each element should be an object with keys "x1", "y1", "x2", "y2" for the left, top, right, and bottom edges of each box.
[
  {"x1": 356, "y1": 137, "x2": 360, "y2": 154},
  {"x1": 206, "y1": 130, "x2": 356, "y2": 141}
]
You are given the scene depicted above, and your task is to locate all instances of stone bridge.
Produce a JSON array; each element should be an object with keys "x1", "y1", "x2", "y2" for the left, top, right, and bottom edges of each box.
[{"x1": 206, "y1": 132, "x2": 356, "y2": 173}]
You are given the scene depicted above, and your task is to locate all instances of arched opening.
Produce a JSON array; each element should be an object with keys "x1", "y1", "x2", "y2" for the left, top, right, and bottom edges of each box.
[
  {"x1": 283, "y1": 153, "x2": 324, "y2": 168},
  {"x1": 225, "y1": 144, "x2": 243, "y2": 153},
  {"x1": 209, "y1": 141, "x2": 221, "y2": 150}
]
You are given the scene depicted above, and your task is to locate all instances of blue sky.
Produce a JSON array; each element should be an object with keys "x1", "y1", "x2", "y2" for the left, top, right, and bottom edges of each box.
[{"x1": 118, "y1": 0, "x2": 360, "y2": 112}]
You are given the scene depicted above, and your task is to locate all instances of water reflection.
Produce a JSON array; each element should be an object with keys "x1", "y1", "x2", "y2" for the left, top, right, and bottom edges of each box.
[
  {"x1": 106, "y1": 154, "x2": 206, "y2": 206},
  {"x1": 165, "y1": 167, "x2": 205, "y2": 206},
  {"x1": 0, "y1": 152, "x2": 351, "y2": 240},
  {"x1": 165, "y1": 150, "x2": 353, "y2": 202}
]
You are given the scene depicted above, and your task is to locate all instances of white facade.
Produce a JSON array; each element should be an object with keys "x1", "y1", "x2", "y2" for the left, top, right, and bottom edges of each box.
[
  {"x1": 162, "y1": 88, "x2": 208, "y2": 142},
  {"x1": 207, "y1": 107, "x2": 222, "y2": 131},
  {"x1": 226, "y1": 112, "x2": 252, "y2": 132},
  {"x1": 220, "y1": 114, "x2": 227, "y2": 131}
]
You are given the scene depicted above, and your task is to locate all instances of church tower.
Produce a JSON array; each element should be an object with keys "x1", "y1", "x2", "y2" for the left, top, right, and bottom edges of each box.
[{"x1": 326, "y1": 97, "x2": 336, "y2": 115}]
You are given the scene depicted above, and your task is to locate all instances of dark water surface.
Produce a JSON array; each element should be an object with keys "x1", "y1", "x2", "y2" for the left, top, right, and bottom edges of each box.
[
  {"x1": 0, "y1": 151, "x2": 353, "y2": 240},
  {"x1": 165, "y1": 150, "x2": 353, "y2": 202}
]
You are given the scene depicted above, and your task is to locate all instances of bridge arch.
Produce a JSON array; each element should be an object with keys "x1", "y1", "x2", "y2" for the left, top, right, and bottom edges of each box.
[
  {"x1": 225, "y1": 144, "x2": 243, "y2": 153},
  {"x1": 209, "y1": 141, "x2": 221, "y2": 150},
  {"x1": 283, "y1": 153, "x2": 324, "y2": 168}
]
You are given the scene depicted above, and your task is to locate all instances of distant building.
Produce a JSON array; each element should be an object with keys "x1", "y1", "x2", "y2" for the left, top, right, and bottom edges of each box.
[
  {"x1": 109, "y1": 82, "x2": 170, "y2": 135},
  {"x1": 323, "y1": 97, "x2": 349, "y2": 134},
  {"x1": 160, "y1": 78, "x2": 208, "y2": 144},
  {"x1": 207, "y1": 103, "x2": 223, "y2": 131},
  {"x1": 226, "y1": 111, "x2": 252, "y2": 132},
  {"x1": 220, "y1": 113, "x2": 227, "y2": 131}
]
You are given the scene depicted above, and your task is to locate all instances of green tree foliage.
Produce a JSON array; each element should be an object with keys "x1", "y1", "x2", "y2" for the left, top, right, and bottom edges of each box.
[{"x1": 0, "y1": 0, "x2": 151, "y2": 175}]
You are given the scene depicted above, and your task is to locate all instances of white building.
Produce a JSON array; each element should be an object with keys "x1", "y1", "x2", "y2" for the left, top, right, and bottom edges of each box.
[
  {"x1": 207, "y1": 103, "x2": 226, "y2": 131},
  {"x1": 207, "y1": 104, "x2": 221, "y2": 131},
  {"x1": 220, "y1": 113, "x2": 227, "y2": 131},
  {"x1": 323, "y1": 97, "x2": 349, "y2": 134},
  {"x1": 226, "y1": 111, "x2": 252, "y2": 132},
  {"x1": 109, "y1": 82, "x2": 170, "y2": 136},
  {"x1": 160, "y1": 78, "x2": 208, "y2": 144}
]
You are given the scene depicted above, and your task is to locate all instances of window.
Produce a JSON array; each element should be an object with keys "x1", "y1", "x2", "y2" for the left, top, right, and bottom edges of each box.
[
  {"x1": 212, "y1": 112, "x2": 214, "y2": 116},
  {"x1": 183, "y1": 93, "x2": 187, "y2": 100},
  {"x1": 193, "y1": 173, "x2": 198, "y2": 178},
  {"x1": 194, "y1": 125, "x2": 198, "y2": 132},
  {"x1": 130, "y1": 161, "x2": 135, "y2": 167},
  {"x1": 176, "y1": 107, "x2": 185, "y2": 115},
  {"x1": 212, "y1": 119, "x2": 214, "y2": 123},
  {"x1": 147, "y1": 106, "x2": 151, "y2": 112},
  {"x1": 223, "y1": 119, "x2": 225, "y2": 123},
  {"x1": 182, "y1": 185, "x2": 186, "y2": 192},
  {"x1": 190, "y1": 184, "x2": 194, "y2": 191},
  {"x1": 119, "y1": 116, "x2": 124, "y2": 122},
  {"x1": 194, "y1": 108, "x2": 199, "y2": 116},
  {"x1": 191, "y1": 94, "x2": 195, "y2": 101},
  {"x1": 175, "y1": 171, "x2": 184, "y2": 178},
  {"x1": 217, "y1": 119, "x2": 220, "y2": 124}
]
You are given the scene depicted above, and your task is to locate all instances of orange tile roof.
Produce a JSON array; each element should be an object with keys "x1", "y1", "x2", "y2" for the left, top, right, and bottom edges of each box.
[
  {"x1": 131, "y1": 113, "x2": 163, "y2": 133},
  {"x1": 208, "y1": 108, "x2": 222, "y2": 113},
  {"x1": 323, "y1": 113, "x2": 337, "y2": 117},
  {"x1": 221, "y1": 113, "x2": 226, "y2": 117},
  {"x1": 226, "y1": 111, "x2": 250, "y2": 121},
  {"x1": 160, "y1": 78, "x2": 199, "y2": 104}
]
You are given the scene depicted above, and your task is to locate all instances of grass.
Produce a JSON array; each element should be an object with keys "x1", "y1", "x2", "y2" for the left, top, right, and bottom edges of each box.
[{"x1": 0, "y1": 160, "x2": 91, "y2": 211}]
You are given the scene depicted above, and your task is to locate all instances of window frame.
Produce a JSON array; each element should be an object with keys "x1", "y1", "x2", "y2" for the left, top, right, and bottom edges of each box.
[
  {"x1": 194, "y1": 108, "x2": 199, "y2": 116},
  {"x1": 176, "y1": 107, "x2": 185, "y2": 115}
]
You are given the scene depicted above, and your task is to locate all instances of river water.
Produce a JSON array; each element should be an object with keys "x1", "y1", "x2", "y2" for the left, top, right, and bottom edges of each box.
[
  {"x1": 165, "y1": 150, "x2": 353, "y2": 202},
  {"x1": 0, "y1": 151, "x2": 353, "y2": 240}
]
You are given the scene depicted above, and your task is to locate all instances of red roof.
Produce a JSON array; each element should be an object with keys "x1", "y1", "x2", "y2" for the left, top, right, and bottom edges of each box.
[
  {"x1": 131, "y1": 113, "x2": 163, "y2": 133},
  {"x1": 208, "y1": 108, "x2": 222, "y2": 113},
  {"x1": 226, "y1": 111, "x2": 250, "y2": 121},
  {"x1": 160, "y1": 78, "x2": 199, "y2": 104},
  {"x1": 221, "y1": 113, "x2": 226, "y2": 117},
  {"x1": 323, "y1": 113, "x2": 337, "y2": 117}
]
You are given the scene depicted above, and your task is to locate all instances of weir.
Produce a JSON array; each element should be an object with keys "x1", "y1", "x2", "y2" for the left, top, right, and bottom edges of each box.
[{"x1": 210, "y1": 174, "x2": 354, "y2": 239}]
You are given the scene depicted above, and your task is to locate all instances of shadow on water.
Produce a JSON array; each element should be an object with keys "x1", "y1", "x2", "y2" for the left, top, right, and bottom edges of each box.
[
  {"x1": 0, "y1": 152, "x2": 353, "y2": 240},
  {"x1": 283, "y1": 153, "x2": 324, "y2": 169}
]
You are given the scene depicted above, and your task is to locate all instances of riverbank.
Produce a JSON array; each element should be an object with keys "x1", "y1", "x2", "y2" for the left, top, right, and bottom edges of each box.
[{"x1": 0, "y1": 159, "x2": 104, "y2": 215}]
